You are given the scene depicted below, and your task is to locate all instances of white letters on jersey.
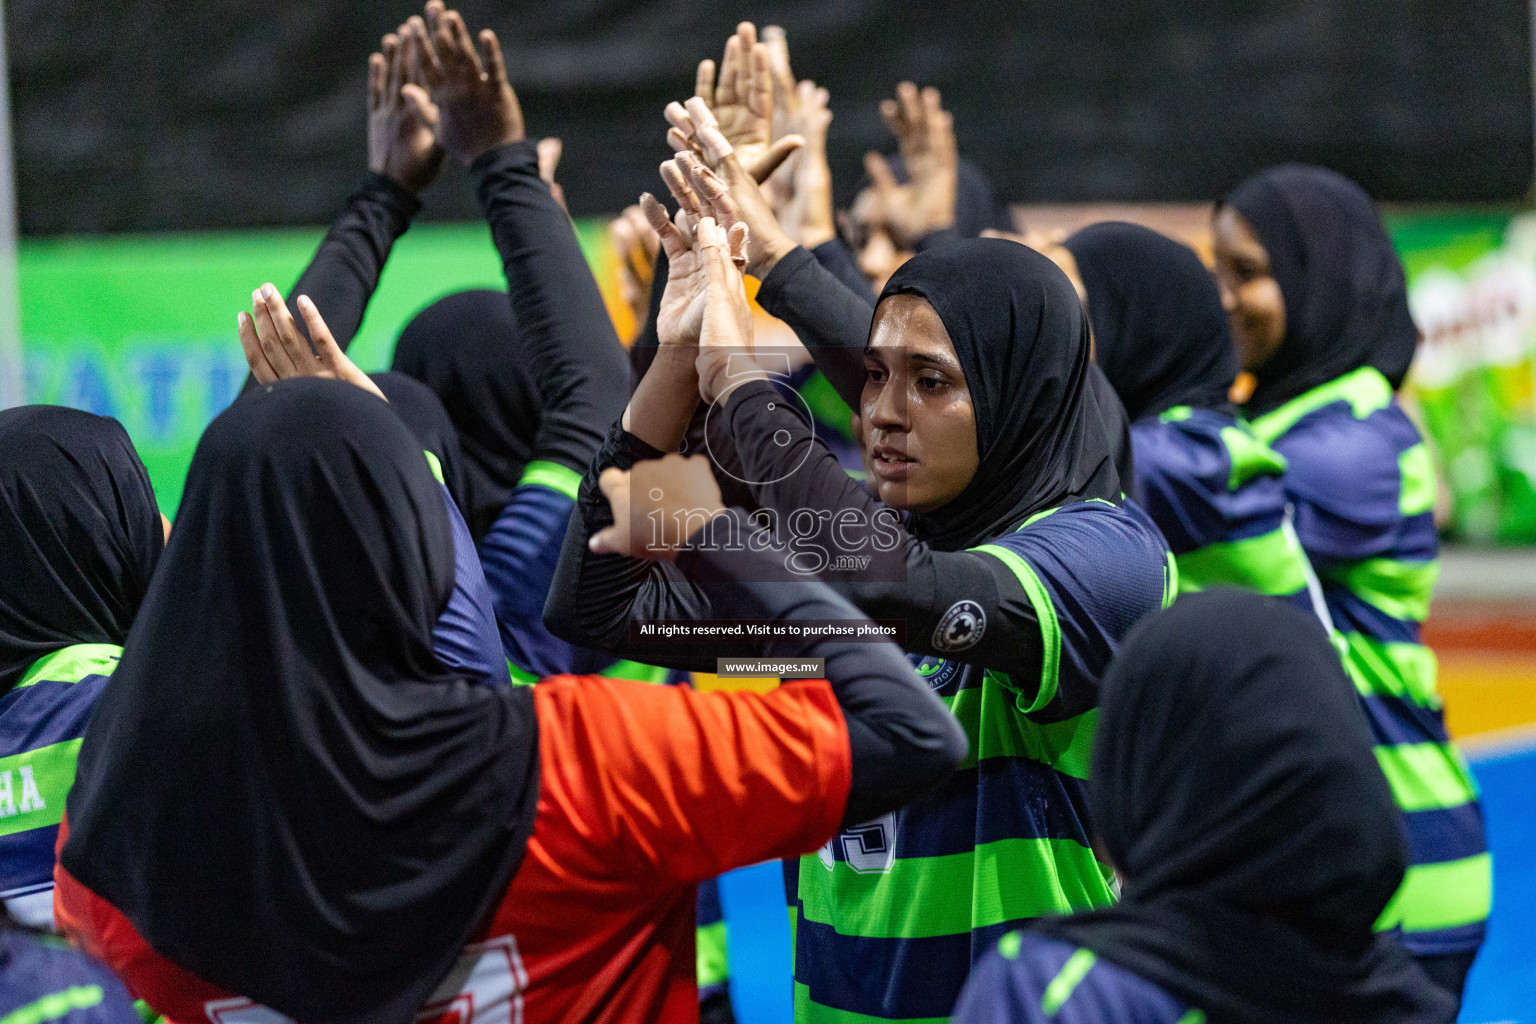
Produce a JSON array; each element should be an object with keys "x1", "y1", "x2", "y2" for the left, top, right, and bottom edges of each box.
[{"x1": 201, "y1": 936, "x2": 528, "y2": 1024}]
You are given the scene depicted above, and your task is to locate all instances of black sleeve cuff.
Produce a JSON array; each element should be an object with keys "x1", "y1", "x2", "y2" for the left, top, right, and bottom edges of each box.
[
  {"x1": 470, "y1": 140, "x2": 541, "y2": 193},
  {"x1": 754, "y1": 245, "x2": 816, "y2": 314},
  {"x1": 353, "y1": 172, "x2": 423, "y2": 225}
]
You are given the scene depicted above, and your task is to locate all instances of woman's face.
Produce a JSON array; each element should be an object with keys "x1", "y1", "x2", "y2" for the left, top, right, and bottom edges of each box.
[
  {"x1": 848, "y1": 188, "x2": 915, "y2": 292},
  {"x1": 862, "y1": 294, "x2": 979, "y2": 512},
  {"x1": 1212, "y1": 205, "x2": 1287, "y2": 371}
]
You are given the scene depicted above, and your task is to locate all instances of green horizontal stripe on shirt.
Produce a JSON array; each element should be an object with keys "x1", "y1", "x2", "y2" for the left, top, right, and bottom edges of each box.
[
  {"x1": 1398, "y1": 444, "x2": 1436, "y2": 517},
  {"x1": 1218, "y1": 424, "x2": 1287, "y2": 491},
  {"x1": 16, "y1": 644, "x2": 121, "y2": 689},
  {"x1": 1175, "y1": 1012, "x2": 1208, "y2": 1024},
  {"x1": 949, "y1": 684, "x2": 1097, "y2": 780},
  {"x1": 1249, "y1": 366, "x2": 1394, "y2": 444},
  {"x1": 971, "y1": 543, "x2": 1060, "y2": 714},
  {"x1": 1374, "y1": 742, "x2": 1479, "y2": 813},
  {"x1": 507, "y1": 658, "x2": 669, "y2": 687},
  {"x1": 1377, "y1": 853, "x2": 1493, "y2": 934},
  {"x1": 1174, "y1": 524, "x2": 1310, "y2": 598},
  {"x1": 793, "y1": 982, "x2": 947, "y2": 1024},
  {"x1": 1041, "y1": 948, "x2": 1096, "y2": 1014},
  {"x1": 696, "y1": 920, "x2": 729, "y2": 989},
  {"x1": 1339, "y1": 632, "x2": 1441, "y2": 709},
  {"x1": 518, "y1": 459, "x2": 582, "y2": 500},
  {"x1": 798, "y1": 837, "x2": 1113, "y2": 940},
  {"x1": 0, "y1": 985, "x2": 105, "y2": 1024},
  {"x1": 1331, "y1": 558, "x2": 1439, "y2": 623},
  {"x1": 0, "y1": 738, "x2": 83, "y2": 837}
]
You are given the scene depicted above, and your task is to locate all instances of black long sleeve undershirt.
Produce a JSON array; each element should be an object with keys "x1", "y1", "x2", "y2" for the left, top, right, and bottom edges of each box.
[
  {"x1": 240, "y1": 174, "x2": 420, "y2": 394},
  {"x1": 753, "y1": 246, "x2": 875, "y2": 409},
  {"x1": 545, "y1": 404, "x2": 1047, "y2": 687},
  {"x1": 811, "y1": 238, "x2": 875, "y2": 305},
  {"x1": 470, "y1": 142, "x2": 630, "y2": 473},
  {"x1": 678, "y1": 511, "x2": 967, "y2": 826}
]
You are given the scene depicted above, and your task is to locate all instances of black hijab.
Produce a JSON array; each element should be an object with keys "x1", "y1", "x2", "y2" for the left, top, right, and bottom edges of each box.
[
  {"x1": 880, "y1": 238, "x2": 1119, "y2": 550},
  {"x1": 62, "y1": 379, "x2": 540, "y2": 1024},
  {"x1": 1221, "y1": 164, "x2": 1419, "y2": 417},
  {"x1": 0, "y1": 406, "x2": 162, "y2": 694},
  {"x1": 1035, "y1": 590, "x2": 1455, "y2": 1024},
  {"x1": 1065, "y1": 222, "x2": 1238, "y2": 422},
  {"x1": 391, "y1": 290, "x2": 541, "y2": 538},
  {"x1": 370, "y1": 370, "x2": 471, "y2": 514}
]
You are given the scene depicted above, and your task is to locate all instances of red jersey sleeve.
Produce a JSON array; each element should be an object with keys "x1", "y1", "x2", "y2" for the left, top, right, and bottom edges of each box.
[{"x1": 531, "y1": 676, "x2": 851, "y2": 887}]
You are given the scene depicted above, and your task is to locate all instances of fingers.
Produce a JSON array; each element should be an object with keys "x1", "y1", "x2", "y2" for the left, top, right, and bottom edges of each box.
[
  {"x1": 761, "y1": 25, "x2": 796, "y2": 100},
  {"x1": 295, "y1": 295, "x2": 340, "y2": 366},
  {"x1": 400, "y1": 83, "x2": 438, "y2": 127},
  {"x1": 248, "y1": 285, "x2": 304, "y2": 378},
  {"x1": 897, "y1": 81, "x2": 923, "y2": 134},
  {"x1": 537, "y1": 137, "x2": 562, "y2": 184},
  {"x1": 588, "y1": 467, "x2": 632, "y2": 554},
  {"x1": 660, "y1": 159, "x2": 703, "y2": 222},
  {"x1": 405, "y1": 16, "x2": 442, "y2": 84},
  {"x1": 446, "y1": 10, "x2": 485, "y2": 78},
  {"x1": 726, "y1": 222, "x2": 750, "y2": 273},
  {"x1": 683, "y1": 97, "x2": 733, "y2": 163},
  {"x1": 664, "y1": 101, "x2": 695, "y2": 140},
  {"x1": 746, "y1": 40, "x2": 772, "y2": 121},
  {"x1": 479, "y1": 28, "x2": 509, "y2": 87},
  {"x1": 749, "y1": 134, "x2": 803, "y2": 182},
  {"x1": 731, "y1": 23, "x2": 757, "y2": 106},
  {"x1": 716, "y1": 33, "x2": 742, "y2": 108},
  {"x1": 864, "y1": 151, "x2": 899, "y2": 197},
  {"x1": 237, "y1": 312, "x2": 279, "y2": 384},
  {"x1": 383, "y1": 32, "x2": 404, "y2": 99},
  {"x1": 368, "y1": 52, "x2": 387, "y2": 110},
  {"x1": 693, "y1": 59, "x2": 716, "y2": 108},
  {"x1": 677, "y1": 152, "x2": 736, "y2": 227},
  {"x1": 640, "y1": 191, "x2": 689, "y2": 262}
]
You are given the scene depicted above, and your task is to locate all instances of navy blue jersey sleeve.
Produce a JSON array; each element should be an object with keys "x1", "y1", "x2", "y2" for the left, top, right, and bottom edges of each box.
[
  {"x1": 1271, "y1": 403, "x2": 1437, "y2": 570},
  {"x1": 431, "y1": 482, "x2": 512, "y2": 687},
  {"x1": 1131, "y1": 412, "x2": 1288, "y2": 555},
  {"x1": 974, "y1": 501, "x2": 1173, "y2": 721},
  {"x1": 0, "y1": 931, "x2": 143, "y2": 1023},
  {"x1": 952, "y1": 932, "x2": 1198, "y2": 1024},
  {"x1": 478, "y1": 469, "x2": 614, "y2": 679}
]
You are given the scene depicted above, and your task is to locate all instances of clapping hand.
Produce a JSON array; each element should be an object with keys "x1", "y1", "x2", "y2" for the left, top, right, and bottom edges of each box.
[
  {"x1": 588, "y1": 455, "x2": 728, "y2": 560},
  {"x1": 238, "y1": 286, "x2": 387, "y2": 402},
  {"x1": 368, "y1": 25, "x2": 444, "y2": 193},
  {"x1": 864, "y1": 82, "x2": 958, "y2": 247},
  {"x1": 412, "y1": 1, "x2": 524, "y2": 166}
]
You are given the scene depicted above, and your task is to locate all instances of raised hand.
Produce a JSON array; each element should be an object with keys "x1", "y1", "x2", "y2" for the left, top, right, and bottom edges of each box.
[
  {"x1": 415, "y1": 1, "x2": 524, "y2": 165},
  {"x1": 588, "y1": 455, "x2": 727, "y2": 560},
  {"x1": 640, "y1": 184, "x2": 709, "y2": 349},
  {"x1": 864, "y1": 82, "x2": 958, "y2": 247},
  {"x1": 368, "y1": 26, "x2": 444, "y2": 193},
  {"x1": 692, "y1": 215, "x2": 758, "y2": 406},
  {"x1": 610, "y1": 204, "x2": 660, "y2": 333},
  {"x1": 238, "y1": 285, "x2": 387, "y2": 401},
  {"x1": 778, "y1": 79, "x2": 835, "y2": 249},
  {"x1": 663, "y1": 108, "x2": 797, "y2": 278},
  {"x1": 537, "y1": 137, "x2": 567, "y2": 211},
  {"x1": 682, "y1": 22, "x2": 801, "y2": 185}
]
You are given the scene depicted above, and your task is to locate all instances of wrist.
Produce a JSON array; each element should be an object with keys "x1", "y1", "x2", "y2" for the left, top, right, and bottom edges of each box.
[{"x1": 749, "y1": 232, "x2": 800, "y2": 280}]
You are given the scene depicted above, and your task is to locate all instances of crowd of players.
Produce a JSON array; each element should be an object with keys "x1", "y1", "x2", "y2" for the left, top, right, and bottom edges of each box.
[{"x1": 0, "y1": 7, "x2": 1487, "y2": 1024}]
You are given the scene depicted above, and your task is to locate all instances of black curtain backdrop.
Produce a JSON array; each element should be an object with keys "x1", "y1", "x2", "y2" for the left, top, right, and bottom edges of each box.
[{"x1": 8, "y1": 0, "x2": 1532, "y2": 234}]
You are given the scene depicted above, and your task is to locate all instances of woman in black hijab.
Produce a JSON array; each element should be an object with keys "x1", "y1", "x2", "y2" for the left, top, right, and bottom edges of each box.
[
  {"x1": 1061, "y1": 222, "x2": 1318, "y2": 607},
  {"x1": 390, "y1": 290, "x2": 543, "y2": 538},
  {"x1": 1214, "y1": 165, "x2": 1487, "y2": 1001},
  {"x1": 369, "y1": 369, "x2": 471, "y2": 517},
  {"x1": 0, "y1": 406, "x2": 162, "y2": 929},
  {"x1": 952, "y1": 589, "x2": 1455, "y2": 1024},
  {"x1": 550, "y1": 225, "x2": 1173, "y2": 1020},
  {"x1": 54, "y1": 376, "x2": 963, "y2": 1024}
]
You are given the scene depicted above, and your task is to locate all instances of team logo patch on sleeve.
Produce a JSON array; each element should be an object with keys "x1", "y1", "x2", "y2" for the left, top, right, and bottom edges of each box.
[{"x1": 933, "y1": 600, "x2": 986, "y2": 652}]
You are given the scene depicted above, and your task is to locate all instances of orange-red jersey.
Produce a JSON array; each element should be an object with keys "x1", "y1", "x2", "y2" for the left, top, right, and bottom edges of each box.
[{"x1": 57, "y1": 674, "x2": 851, "y2": 1024}]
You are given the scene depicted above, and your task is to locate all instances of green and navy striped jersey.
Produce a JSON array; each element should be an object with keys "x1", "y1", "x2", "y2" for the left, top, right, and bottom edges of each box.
[
  {"x1": 0, "y1": 644, "x2": 121, "y2": 930},
  {"x1": 1131, "y1": 406, "x2": 1317, "y2": 610},
  {"x1": 952, "y1": 932, "x2": 1203, "y2": 1024},
  {"x1": 0, "y1": 928, "x2": 143, "y2": 1023},
  {"x1": 792, "y1": 499, "x2": 1172, "y2": 1023},
  {"x1": 1251, "y1": 366, "x2": 1490, "y2": 955}
]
